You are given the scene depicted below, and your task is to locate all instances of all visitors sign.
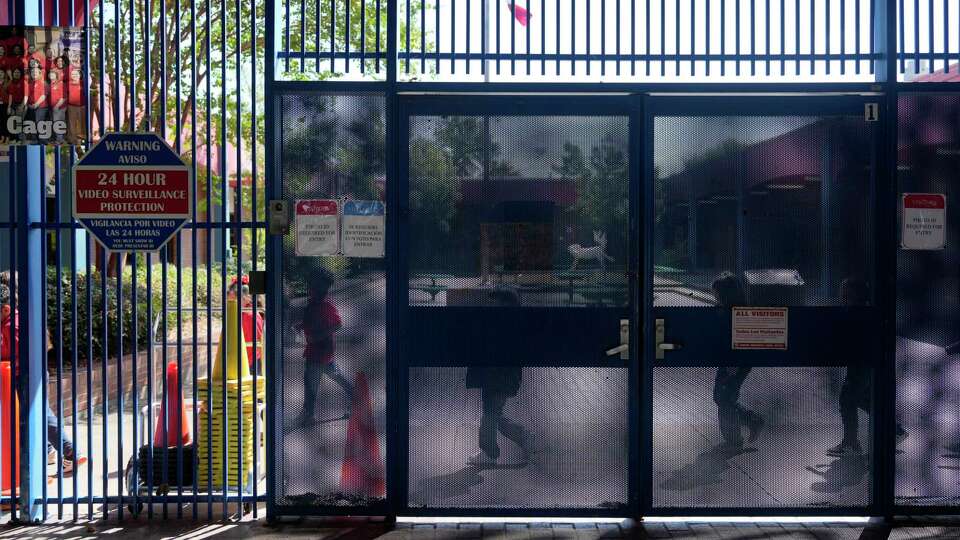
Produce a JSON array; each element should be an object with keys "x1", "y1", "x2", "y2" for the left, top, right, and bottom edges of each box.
[{"x1": 73, "y1": 133, "x2": 192, "y2": 251}]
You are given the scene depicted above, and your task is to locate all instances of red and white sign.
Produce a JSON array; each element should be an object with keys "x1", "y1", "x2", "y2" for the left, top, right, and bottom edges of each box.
[
  {"x1": 902, "y1": 193, "x2": 946, "y2": 250},
  {"x1": 74, "y1": 169, "x2": 191, "y2": 216},
  {"x1": 295, "y1": 199, "x2": 339, "y2": 256},
  {"x1": 732, "y1": 307, "x2": 788, "y2": 350}
]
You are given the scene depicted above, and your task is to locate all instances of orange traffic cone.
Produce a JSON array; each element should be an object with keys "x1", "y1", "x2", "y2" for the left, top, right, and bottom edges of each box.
[
  {"x1": 340, "y1": 372, "x2": 384, "y2": 497},
  {"x1": 154, "y1": 361, "x2": 191, "y2": 447},
  {"x1": 0, "y1": 362, "x2": 19, "y2": 495}
]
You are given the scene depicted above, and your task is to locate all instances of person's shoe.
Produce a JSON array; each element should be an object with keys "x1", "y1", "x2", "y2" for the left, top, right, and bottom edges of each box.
[
  {"x1": 827, "y1": 441, "x2": 862, "y2": 457},
  {"x1": 467, "y1": 451, "x2": 498, "y2": 467},
  {"x1": 61, "y1": 455, "x2": 87, "y2": 477},
  {"x1": 746, "y1": 413, "x2": 765, "y2": 443},
  {"x1": 716, "y1": 440, "x2": 744, "y2": 454}
]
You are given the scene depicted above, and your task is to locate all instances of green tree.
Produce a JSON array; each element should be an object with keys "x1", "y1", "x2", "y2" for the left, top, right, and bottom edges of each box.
[{"x1": 408, "y1": 136, "x2": 459, "y2": 271}]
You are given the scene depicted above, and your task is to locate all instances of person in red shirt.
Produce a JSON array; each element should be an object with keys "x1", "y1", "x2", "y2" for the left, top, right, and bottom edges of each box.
[
  {"x1": 226, "y1": 275, "x2": 265, "y2": 374},
  {"x1": 0, "y1": 283, "x2": 86, "y2": 475},
  {"x1": 43, "y1": 45, "x2": 57, "y2": 72},
  {"x1": 47, "y1": 69, "x2": 66, "y2": 143},
  {"x1": 66, "y1": 68, "x2": 84, "y2": 145},
  {"x1": 4, "y1": 30, "x2": 28, "y2": 61},
  {"x1": 9, "y1": 44, "x2": 28, "y2": 76},
  {"x1": 0, "y1": 70, "x2": 9, "y2": 143},
  {"x1": 25, "y1": 65, "x2": 47, "y2": 142},
  {"x1": 295, "y1": 269, "x2": 353, "y2": 426},
  {"x1": 7, "y1": 67, "x2": 27, "y2": 142}
]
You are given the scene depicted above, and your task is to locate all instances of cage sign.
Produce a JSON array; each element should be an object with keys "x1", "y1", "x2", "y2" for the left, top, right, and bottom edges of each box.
[
  {"x1": 73, "y1": 132, "x2": 192, "y2": 252},
  {"x1": 342, "y1": 200, "x2": 385, "y2": 258},
  {"x1": 732, "y1": 307, "x2": 788, "y2": 350},
  {"x1": 864, "y1": 102, "x2": 879, "y2": 121},
  {"x1": 901, "y1": 194, "x2": 946, "y2": 250},
  {"x1": 295, "y1": 199, "x2": 339, "y2": 256}
]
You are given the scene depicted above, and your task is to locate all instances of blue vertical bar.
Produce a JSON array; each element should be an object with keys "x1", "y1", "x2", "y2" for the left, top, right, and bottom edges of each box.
[
  {"x1": 927, "y1": 0, "x2": 933, "y2": 70},
  {"x1": 795, "y1": 0, "x2": 800, "y2": 74},
  {"x1": 526, "y1": 0, "x2": 531, "y2": 74},
  {"x1": 541, "y1": 0, "x2": 546, "y2": 75},
  {"x1": 467, "y1": 0, "x2": 472, "y2": 74},
  {"x1": 721, "y1": 0, "x2": 725, "y2": 76},
  {"x1": 841, "y1": 0, "x2": 846, "y2": 74},
  {"x1": 646, "y1": 0, "x2": 650, "y2": 75},
  {"x1": 750, "y1": 0, "x2": 755, "y2": 75},
  {"x1": 376, "y1": 0, "x2": 382, "y2": 73},
  {"x1": 690, "y1": 0, "x2": 694, "y2": 75},
  {"x1": 601, "y1": 0, "x2": 607, "y2": 76},
  {"x1": 300, "y1": 0, "x2": 305, "y2": 71},
  {"x1": 345, "y1": 0, "x2": 351, "y2": 72},
  {"x1": 913, "y1": 0, "x2": 918, "y2": 70},
  {"x1": 587, "y1": 0, "x2": 591, "y2": 75},
  {"x1": 571, "y1": 1, "x2": 576, "y2": 75},
  {"x1": 856, "y1": 0, "x2": 861, "y2": 74},
  {"x1": 810, "y1": 0, "x2": 815, "y2": 74},
  {"x1": 315, "y1": 0, "x2": 320, "y2": 71},
  {"x1": 735, "y1": 0, "x2": 740, "y2": 75},
  {"x1": 419, "y1": 0, "x2": 424, "y2": 73},
  {"x1": 511, "y1": 0, "x2": 516, "y2": 75},
  {"x1": 332, "y1": 0, "x2": 337, "y2": 71},
  {"x1": 435, "y1": 0, "x2": 440, "y2": 72},
  {"x1": 14, "y1": 0, "x2": 44, "y2": 526},
  {"x1": 674, "y1": 0, "x2": 679, "y2": 75},
  {"x1": 704, "y1": 0, "x2": 712, "y2": 77},
  {"x1": 780, "y1": 0, "x2": 784, "y2": 75},
  {"x1": 265, "y1": 0, "x2": 278, "y2": 520},
  {"x1": 660, "y1": 0, "x2": 665, "y2": 75},
  {"x1": 826, "y1": 0, "x2": 831, "y2": 75},
  {"x1": 451, "y1": 0, "x2": 456, "y2": 74},
  {"x1": 764, "y1": 0, "x2": 769, "y2": 75},
  {"x1": 556, "y1": 0, "x2": 561, "y2": 75},
  {"x1": 945, "y1": 0, "x2": 950, "y2": 71},
  {"x1": 285, "y1": 0, "x2": 290, "y2": 71},
  {"x1": 631, "y1": 0, "x2": 636, "y2": 75}
]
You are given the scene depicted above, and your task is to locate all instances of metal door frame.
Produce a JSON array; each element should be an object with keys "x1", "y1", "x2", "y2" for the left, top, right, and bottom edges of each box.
[
  {"x1": 640, "y1": 93, "x2": 896, "y2": 517},
  {"x1": 395, "y1": 93, "x2": 642, "y2": 517}
]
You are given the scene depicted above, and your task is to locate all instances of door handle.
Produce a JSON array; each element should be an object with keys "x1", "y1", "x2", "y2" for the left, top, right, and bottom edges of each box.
[
  {"x1": 655, "y1": 318, "x2": 681, "y2": 360},
  {"x1": 605, "y1": 319, "x2": 629, "y2": 360}
]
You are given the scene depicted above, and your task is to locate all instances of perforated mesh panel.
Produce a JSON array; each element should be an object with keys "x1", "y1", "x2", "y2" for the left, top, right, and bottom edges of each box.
[
  {"x1": 896, "y1": 93, "x2": 960, "y2": 506},
  {"x1": 275, "y1": 94, "x2": 387, "y2": 510},
  {"x1": 407, "y1": 115, "x2": 629, "y2": 308},
  {"x1": 653, "y1": 115, "x2": 875, "y2": 307},
  {"x1": 407, "y1": 367, "x2": 628, "y2": 510},
  {"x1": 652, "y1": 367, "x2": 873, "y2": 508}
]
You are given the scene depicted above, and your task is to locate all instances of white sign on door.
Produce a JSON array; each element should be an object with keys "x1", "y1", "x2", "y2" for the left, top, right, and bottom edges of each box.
[
  {"x1": 341, "y1": 200, "x2": 385, "y2": 258},
  {"x1": 732, "y1": 307, "x2": 788, "y2": 350},
  {"x1": 295, "y1": 199, "x2": 339, "y2": 256},
  {"x1": 902, "y1": 193, "x2": 946, "y2": 250}
]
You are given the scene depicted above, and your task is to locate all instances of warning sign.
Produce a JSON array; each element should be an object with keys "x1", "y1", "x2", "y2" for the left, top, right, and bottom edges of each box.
[
  {"x1": 902, "y1": 193, "x2": 946, "y2": 250},
  {"x1": 732, "y1": 307, "x2": 788, "y2": 350},
  {"x1": 73, "y1": 132, "x2": 192, "y2": 251},
  {"x1": 295, "y1": 199, "x2": 339, "y2": 256},
  {"x1": 342, "y1": 200, "x2": 385, "y2": 258}
]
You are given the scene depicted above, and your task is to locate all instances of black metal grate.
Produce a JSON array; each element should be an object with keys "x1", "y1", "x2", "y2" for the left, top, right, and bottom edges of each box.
[
  {"x1": 652, "y1": 366, "x2": 873, "y2": 508},
  {"x1": 895, "y1": 93, "x2": 960, "y2": 506},
  {"x1": 407, "y1": 366, "x2": 629, "y2": 510},
  {"x1": 407, "y1": 114, "x2": 630, "y2": 308},
  {"x1": 276, "y1": 94, "x2": 387, "y2": 510},
  {"x1": 653, "y1": 115, "x2": 876, "y2": 308}
]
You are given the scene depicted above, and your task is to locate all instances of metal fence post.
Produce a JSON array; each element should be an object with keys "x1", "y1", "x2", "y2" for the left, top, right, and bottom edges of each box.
[{"x1": 14, "y1": 0, "x2": 44, "y2": 524}]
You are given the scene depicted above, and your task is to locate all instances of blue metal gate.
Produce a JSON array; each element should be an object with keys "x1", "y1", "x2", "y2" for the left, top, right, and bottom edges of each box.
[{"x1": 0, "y1": 0, "x2": 958, "y2": 524}]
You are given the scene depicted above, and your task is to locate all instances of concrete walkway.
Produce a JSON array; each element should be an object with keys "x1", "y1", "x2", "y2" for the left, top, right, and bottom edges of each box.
[{"x1": 0, "y1": 518, "x2": 958, "y2": 540}]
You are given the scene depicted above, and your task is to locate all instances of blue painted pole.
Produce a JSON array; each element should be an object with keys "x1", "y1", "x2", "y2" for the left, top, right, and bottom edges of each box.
[{"x1": 16, "y1": 0, "x2": 44, "y2": 524}]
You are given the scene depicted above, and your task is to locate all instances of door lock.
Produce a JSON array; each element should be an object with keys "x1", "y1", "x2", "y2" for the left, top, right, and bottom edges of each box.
[
  {"x1": 605, "y1": 319, "x2": 629, "y2": 360},
  {"x1": 655, "y1": 318, "x2": 681, "y2": 360}
]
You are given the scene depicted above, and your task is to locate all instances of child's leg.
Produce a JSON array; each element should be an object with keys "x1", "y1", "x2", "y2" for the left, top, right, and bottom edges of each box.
[
  {"x1": 322, "y1": 362, "x2": 354, "y2": 401},
  {"x1": 479, "y1": 389, "x2": 508, "y2": 459},
  {"x1": 46, "y1": 403, "x2": 75, "y2": 459},
  {"x1": 302, "y1": 361, "x2": 321, "y2": 419}
]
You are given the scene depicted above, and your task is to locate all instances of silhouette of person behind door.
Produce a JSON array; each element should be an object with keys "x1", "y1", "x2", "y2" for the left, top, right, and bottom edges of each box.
[
  {"x1": 711, "y1": 271, "x2": 764, "y2": 451},
  {"x1": 465, "y1": 288, "x2": 531, "y2": 467}
]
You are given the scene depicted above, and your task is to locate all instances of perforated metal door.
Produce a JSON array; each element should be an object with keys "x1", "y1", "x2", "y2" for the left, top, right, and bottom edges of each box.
[
  {"x1": 645, "y1": 95, "x2": 881, "y2": 511},
  {"x1": 273, "y1": 94, "x2": 388, "y2": 513},
  {"x1": 399, "y1": 96, "x2": 639, "y2": 515}
]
